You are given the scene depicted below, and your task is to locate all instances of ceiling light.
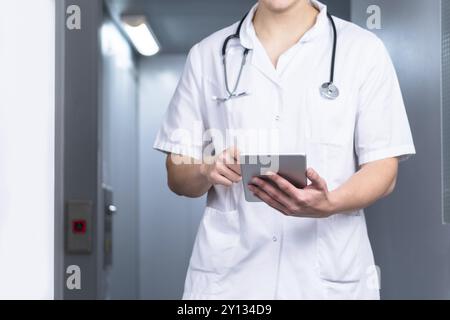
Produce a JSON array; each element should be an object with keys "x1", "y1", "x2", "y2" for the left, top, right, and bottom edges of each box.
[{"x1": 121, "y1": 15, "x2": 160, "y2": 56}]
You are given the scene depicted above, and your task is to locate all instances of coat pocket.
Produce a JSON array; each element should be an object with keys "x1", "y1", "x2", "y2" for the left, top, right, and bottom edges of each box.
[
  {"x1": 189, "y1": 207, "x2": 240, "y2": 275},
  {"x1": 317, "y1": 213, "x2": 364, "y2": 284},
  {"x1": 321, "y1": 278, "x2": 361, "y2": 300},
  {"x1": 185, "y1": 207, "x2": 240, "y2": 296},
  {"x1": 306, "y1": 84, "x2": 355, "y2": 147}
]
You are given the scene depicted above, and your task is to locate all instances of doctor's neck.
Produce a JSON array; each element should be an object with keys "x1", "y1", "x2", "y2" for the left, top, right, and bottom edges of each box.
[{"x1": 254, "y1": 0, "x2": 319, "y2": 44}]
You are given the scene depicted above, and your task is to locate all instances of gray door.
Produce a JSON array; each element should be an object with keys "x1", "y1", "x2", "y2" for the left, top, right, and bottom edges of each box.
[{"x1": 101, "y1": 18, "x2": 140, "y2": 299}]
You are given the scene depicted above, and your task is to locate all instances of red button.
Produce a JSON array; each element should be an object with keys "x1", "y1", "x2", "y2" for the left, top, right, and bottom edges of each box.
[{"x1": 72, "y1": 220, "x2": 87, "y2": 234}]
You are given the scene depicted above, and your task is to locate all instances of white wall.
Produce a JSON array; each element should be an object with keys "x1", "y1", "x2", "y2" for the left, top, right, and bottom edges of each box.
[
  {"x1": 0, "y1": 0, "x2": 55, "y2": 299},
  {"x1": 138, "y1": 55, "x2": 204, "y2": 299}
]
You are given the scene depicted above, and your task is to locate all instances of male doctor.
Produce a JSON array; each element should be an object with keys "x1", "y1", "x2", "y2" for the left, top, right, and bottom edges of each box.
[{"x1": 154, "y1": 0, "x2": 415, "y2": 299}]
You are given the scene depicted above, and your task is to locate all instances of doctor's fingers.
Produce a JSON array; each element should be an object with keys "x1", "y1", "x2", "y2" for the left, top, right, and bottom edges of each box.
[
  {"x1": 251, "y1": 177, "x2": 293, "y2": 209},
  {"x1": 218, "y1": 147, "x2": 240, "y2": 164},
  {"x1": 209, "y1": 172, "x2": 234, "y2": 187},
  {"x1": 248, "y1": 185, "x2": 291, "y2": 216},
  {"x1": 306, "y1": 168, "x2": 328, "y2": 191},
  {"x1": 227, "y1": 146, "x2": 240, "y2": 162},
  {"x1": 265, "y1": 174, "x2": 300, "y2": 197},
  {"x1": 227, "y1": 163, "x2": 241, "y2": 176},
  {"x1": 216, "y1": 163, "x2": 242, "y2": 183}
]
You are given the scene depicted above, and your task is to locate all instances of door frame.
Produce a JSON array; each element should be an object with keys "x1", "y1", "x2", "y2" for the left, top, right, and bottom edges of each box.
[{"x1": 54, "y1": 0, "x2": 104, "y2": 300}]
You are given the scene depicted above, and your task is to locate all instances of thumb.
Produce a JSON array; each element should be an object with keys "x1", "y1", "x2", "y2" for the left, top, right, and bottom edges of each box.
[
  {"x1": 307, "y1": 168, "x2": 327, "y2": 190},
  {"x1": 227, "y1": 146, "x2": 240, "y2": 162},
  {"x1": 232, "y1": 146, "x2": 240, "y2": 159}
]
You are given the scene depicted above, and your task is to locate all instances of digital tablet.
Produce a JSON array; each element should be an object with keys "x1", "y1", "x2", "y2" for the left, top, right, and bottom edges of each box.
[{"x1": 240, "y1": 154, "x2": 307, "y2": 203}]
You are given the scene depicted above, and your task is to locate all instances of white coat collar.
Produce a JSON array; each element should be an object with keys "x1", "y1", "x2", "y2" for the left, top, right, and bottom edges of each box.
[{"x1": 239, "y1": 0, "x2": 330, "y2": 50}]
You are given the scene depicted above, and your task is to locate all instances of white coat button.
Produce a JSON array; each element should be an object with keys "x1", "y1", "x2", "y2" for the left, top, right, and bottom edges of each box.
[
  {"x1": 272, "y1": 236, "x2": 278, "y2": 242},
  {"x1": 275, "y1": 115, "x2": 280, "y2": 121}
]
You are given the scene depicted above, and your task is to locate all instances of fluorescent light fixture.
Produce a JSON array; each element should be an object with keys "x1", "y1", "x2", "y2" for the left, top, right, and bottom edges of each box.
[{"x1": 122, "y1": 15, "x2": 160, "y2": 56}]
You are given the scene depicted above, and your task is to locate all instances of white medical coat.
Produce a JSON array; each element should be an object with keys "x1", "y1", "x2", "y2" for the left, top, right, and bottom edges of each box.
[{"x1": 154, "y1": 1, "x2": 416, "y2": 300}]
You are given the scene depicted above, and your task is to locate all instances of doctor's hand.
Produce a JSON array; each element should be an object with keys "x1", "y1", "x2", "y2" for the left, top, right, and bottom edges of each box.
[
  {"x1": 248, "y1": 168, "x2": 334, "y2": 218},
  {"x1": 200, "y1": 147, "x2": 242, "y2": 187}
]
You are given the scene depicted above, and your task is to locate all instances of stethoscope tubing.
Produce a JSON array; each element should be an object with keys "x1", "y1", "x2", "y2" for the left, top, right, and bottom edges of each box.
[{"x1": 217, "y1": 9, "x2": 339, "y2": 102}]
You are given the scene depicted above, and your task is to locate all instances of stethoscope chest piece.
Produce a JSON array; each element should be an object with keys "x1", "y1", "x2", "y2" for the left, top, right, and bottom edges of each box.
[{"x1": 320, "y1": 82, "x2": 339, "y2": 100}]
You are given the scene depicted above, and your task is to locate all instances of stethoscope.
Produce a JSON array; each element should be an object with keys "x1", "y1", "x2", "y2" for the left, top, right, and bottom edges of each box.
[{"x1": 212, "y1": 11, "x2": 339, "y2": 102}]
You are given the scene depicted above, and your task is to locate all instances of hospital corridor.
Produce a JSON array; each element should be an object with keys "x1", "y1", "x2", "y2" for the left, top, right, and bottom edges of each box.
[{"x1": 0, "y1": 0, "x2": 450, "y2": 301}]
